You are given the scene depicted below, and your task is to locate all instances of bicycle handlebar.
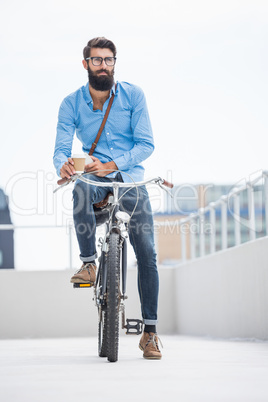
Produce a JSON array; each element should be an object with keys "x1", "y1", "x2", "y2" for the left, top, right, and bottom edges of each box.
[
  {"x1": 57, "y1": 175, "x2": 173, "y2": 188},
  {"x1": 78, "y1": 175, "x2": 173, "y2": 189},
  {"x1": 54, "y1": 170, "x2": 173, "y2": 193}
]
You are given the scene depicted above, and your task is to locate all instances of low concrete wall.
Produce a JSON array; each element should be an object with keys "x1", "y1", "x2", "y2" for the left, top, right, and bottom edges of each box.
[
  {"x1": 1, "y1": 237, "x2": 268, "y2": 339},
  {"x1": 0, "y1": 267, "x2": 176, "y2": 339},
  {"x1": 175, "y1": 236, "x2": 268, "y2": 340}
]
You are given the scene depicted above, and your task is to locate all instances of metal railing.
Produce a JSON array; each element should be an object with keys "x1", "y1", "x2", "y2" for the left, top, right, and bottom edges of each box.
[
  {"x1": 0, "y1": 223, "x2": 74, "y2": 269},
  {"x1": 156, "y1": 170, "x2": 268, "y2": 262},
  {"x1": 1, "y1": 170, "x2": 268, "y2": 268}
]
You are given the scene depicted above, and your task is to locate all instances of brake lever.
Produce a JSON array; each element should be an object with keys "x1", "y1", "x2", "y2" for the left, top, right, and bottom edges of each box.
[
  {"x1": 158, "y1": 182, "x2": 174, "y2": 198},
  {"x1": 53, "y1": 173, "x2": 81, "y2": 193}
]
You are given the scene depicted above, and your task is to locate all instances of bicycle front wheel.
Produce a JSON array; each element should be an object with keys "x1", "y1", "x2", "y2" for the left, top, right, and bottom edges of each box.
[
  {"x1": 98, "y1": 256, "x2": 108, "y2": 358},
  {"x1": 98, "y1": 306, "x2": 108, "y2": 357},
  {"x1": 106, "y1": 231, "x2": 121, "y2": 363}
]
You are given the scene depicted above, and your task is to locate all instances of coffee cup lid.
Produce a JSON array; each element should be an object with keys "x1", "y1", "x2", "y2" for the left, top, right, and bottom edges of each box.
[{"x1": 72, "y1": 154, "x2": 85, "y2": 159}]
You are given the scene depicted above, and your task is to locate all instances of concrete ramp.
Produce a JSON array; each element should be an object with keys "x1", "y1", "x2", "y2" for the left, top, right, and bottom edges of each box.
[
  {"x1": 0, "y1": 336, "x2": 268, "y2": 402},
  {"x1": 175, "y1": 236, "x2": 268, "y2": 339}
]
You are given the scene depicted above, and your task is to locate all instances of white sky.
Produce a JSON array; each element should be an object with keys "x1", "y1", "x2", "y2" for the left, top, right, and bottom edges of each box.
[{"x1": 1, "y1": 0, "x2": 268, "y2": 268}]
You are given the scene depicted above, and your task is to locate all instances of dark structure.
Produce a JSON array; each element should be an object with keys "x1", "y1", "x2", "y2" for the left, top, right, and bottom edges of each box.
[{"x1": 0, "y1": 189, "x2": 14, "y2": 269}]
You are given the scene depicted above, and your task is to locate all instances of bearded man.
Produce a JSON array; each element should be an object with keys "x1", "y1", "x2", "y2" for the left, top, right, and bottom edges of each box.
[{"x1": 53, "y1": 37, "x2": 162, "y2": 359}]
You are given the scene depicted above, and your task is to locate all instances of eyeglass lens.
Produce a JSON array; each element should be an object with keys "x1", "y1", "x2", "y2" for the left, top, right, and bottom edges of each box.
[{"x1": 91, "y1": 57, "x2": 115, "y2": 66}]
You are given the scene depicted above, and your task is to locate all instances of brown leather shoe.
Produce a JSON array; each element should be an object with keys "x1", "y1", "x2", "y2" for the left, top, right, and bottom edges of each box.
[
  {"x1": 70, "y1": 263, "x2": 97, "y2": 284},
  {"x1": 139, "y1": 332, "x2": 162, "y2": 360}
]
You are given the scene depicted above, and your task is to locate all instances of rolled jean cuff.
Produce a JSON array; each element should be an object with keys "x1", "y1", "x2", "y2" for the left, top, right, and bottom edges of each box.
[
  {"x1": 143, "y1": 319, "x2": 158, "y2": 325},
  {"x1": 80, "y1": 253, "x2": 98, "y2": 263}
]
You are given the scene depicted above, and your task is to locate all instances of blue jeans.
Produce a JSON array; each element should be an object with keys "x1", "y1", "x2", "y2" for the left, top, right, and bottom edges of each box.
[{"x1": 73, "y1": 174, "x2": 158, "y2": 325}]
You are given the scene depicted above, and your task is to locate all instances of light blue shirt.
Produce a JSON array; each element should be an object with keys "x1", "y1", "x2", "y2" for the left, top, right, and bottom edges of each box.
[{"x1": 53, "y1": 81, "x2": 154, "y2": 182}]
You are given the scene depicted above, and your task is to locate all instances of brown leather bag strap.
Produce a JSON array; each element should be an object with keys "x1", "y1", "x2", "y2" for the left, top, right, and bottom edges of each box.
[{"x1": 88, "y1": 83, "x2": 117, "y2": 156}]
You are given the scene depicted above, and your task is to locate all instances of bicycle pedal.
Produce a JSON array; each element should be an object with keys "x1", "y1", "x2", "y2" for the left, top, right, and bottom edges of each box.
[
  {"x1": 124, "y1": 319, "x2": 143, "y2": 335},
  {"x1": 73, "y1": 283, "x2": 93, "y2": 288}
]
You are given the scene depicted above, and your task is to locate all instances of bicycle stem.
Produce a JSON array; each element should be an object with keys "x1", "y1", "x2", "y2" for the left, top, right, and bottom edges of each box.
[{"x1": 112, "y1": 183, "x2": 120, "y2": 205}]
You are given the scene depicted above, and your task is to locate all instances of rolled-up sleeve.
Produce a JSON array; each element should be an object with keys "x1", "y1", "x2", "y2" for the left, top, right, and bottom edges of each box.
[{"x1": 53, "y1": 98, "x2": 76, "y2": 177}]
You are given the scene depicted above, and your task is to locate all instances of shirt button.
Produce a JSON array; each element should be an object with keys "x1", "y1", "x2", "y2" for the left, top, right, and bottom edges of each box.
[
  {"x1": 111, "y1": 148, "x2": 113, "y2": 150},
  {"x1": 107, "y1": 133, "x2": 109, "y2": 135}
]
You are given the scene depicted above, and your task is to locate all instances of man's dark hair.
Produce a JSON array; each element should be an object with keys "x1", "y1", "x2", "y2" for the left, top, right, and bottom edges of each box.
[{"x1": 83, "y1": 37, "x2": 117, "y2": 59}]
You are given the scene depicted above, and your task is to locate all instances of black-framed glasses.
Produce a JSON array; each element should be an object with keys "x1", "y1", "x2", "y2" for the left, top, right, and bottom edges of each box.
[{"x1": 85, "y1": 57, "x2": 116, "y2": 66}]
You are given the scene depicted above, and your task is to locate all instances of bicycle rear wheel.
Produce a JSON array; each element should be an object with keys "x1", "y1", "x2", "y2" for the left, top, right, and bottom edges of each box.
[{"x1": 106, "y1": 232, "x2": 121, "y2": 362}]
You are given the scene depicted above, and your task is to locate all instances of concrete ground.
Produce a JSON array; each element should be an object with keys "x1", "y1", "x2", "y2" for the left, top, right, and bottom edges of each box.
[{"x1": 1, "y1": 335, "x2": 268, "y2": 402}]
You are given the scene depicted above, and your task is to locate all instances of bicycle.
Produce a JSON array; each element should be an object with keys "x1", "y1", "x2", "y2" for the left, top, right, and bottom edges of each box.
[{"x1": 55, "y1": 171, "x2": 173, "y2": 362}]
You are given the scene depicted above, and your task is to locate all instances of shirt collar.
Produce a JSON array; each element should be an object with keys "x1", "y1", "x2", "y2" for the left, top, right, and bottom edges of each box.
[
  {"x1": 111, "y1": 82, "x2": 117, "y2": 95},
  {"x1": 84, "y1": 81, "x2": 117, "y2": 104}
]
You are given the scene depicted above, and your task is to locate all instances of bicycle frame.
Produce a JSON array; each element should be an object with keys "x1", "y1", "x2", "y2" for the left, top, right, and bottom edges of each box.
[
  {"x1": 54, "y1": 171, "x2": 173, "y2": 361},
  {"x1": 94, "y1": 182, "x2": 129, "y2": 313}
]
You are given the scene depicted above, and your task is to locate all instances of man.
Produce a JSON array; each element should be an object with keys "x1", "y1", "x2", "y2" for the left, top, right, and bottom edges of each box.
[{"x1": 53, "y1": 37, "x2": 161, "y2": 359}]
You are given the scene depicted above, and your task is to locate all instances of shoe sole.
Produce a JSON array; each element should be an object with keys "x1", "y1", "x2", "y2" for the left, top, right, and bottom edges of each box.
[
  {"x1": 139, "y1": 344, "x2": 162, "y2": 360},
  {"x1": 70, "y1": 279, "x2": 95, "y2": 284}
]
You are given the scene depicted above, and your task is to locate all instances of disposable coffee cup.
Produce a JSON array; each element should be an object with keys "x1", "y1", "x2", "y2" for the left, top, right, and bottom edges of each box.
[
  {"x1": 72, "y1": 154, "x2": 86, "y2": 173},
  {"x1": 85, "y1": 155, "x2": 93, "y2": 165}
]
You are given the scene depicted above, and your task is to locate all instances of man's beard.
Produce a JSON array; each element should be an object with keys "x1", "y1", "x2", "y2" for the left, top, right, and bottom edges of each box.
[{"x1": 87, "y1": 66, "x2": 114, "y2": 91}]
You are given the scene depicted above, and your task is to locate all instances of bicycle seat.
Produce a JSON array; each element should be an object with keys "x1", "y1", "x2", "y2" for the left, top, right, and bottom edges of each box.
[{"x1": 94, "y1": 193, "x2": 114, "y2": 227}]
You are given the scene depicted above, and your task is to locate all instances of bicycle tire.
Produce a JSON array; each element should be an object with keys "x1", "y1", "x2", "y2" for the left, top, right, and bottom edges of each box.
[
  {"x1": 106, "y1": 232, "x2": 121, "y2": 362},
  {"x1": 98, "y1": 306, "x2": 108, "y2": 357},
  {"x1": 98, "y1": 254, "x2": 108, "y2": 357}
]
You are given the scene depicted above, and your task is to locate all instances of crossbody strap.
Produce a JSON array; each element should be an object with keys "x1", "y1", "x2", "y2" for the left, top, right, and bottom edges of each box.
[{"x1": 88, "y1": 83, "x2": 117, "y2": 155}]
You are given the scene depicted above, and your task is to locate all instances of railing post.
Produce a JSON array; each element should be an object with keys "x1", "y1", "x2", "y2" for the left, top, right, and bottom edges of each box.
[
  {"x1": 264, "y1": 171, "x2": 268, "y2": 236},
  {"x1": 180, "y1": 219, "x2": 187, "y2": 262},
  {"x1": 247, "y1": 182, "x2": 256, "y2": 240},
  {"x1": 199, "y1": 208, "x2": 205, "y2": 257},
  {"x1": 68, "y1": 222, "x2": 73, "y2": 269},
  {"x1": 190, "y1": 213, "x2": 196, "y2": 260},
  {"x1": 221, "y1": 196, "x2": 228, "y2": 250},
  {"x1": 233, "y1": 193, "x2": 241, "y2": 246},
  {"x1": 209, "y1": 202, "x2": 216, "y2": 254}
]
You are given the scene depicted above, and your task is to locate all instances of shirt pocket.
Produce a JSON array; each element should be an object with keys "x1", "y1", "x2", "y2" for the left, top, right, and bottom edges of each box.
[{"x1": 113, "y1": 110, "x2": 132, "y2": 137}]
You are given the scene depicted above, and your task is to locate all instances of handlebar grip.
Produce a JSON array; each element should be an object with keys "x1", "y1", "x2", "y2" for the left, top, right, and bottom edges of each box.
[
  {"x1": 57, "y1": 177, "x2": 68, "y2": 185},
  {"x1": 162, "y1": 179, "x2": 174, "y2": 189}
]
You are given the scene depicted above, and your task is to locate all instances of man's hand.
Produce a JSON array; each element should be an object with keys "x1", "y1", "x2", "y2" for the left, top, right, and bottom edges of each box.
[
  {"x1": 85, "y1": 156, "x2": 118, "y2": 177},
  {"x1": 60, "y1": 158, "x2": 76, "y2": 179}
]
